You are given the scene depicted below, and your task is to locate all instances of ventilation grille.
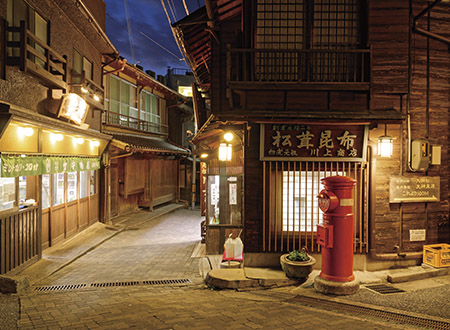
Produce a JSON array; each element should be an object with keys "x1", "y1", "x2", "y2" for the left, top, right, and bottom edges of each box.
[
  {"x1": 34, "y1": 278, "x2": 192, "y2": 292},
  {"x1": 364, "y1": 284, "x2": 405, "y2": 294}
]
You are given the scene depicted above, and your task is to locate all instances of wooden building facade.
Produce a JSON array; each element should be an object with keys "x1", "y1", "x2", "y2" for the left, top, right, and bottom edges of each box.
[
  {"x1": 102, "y1": 58, "x2": 190, "y2": 219},
  {"x1": 173, "y1": 0, "x2": 450, "y2": 269},
  {"x1": 0, "y1": 0, "x2": 116, "y2": 274}
]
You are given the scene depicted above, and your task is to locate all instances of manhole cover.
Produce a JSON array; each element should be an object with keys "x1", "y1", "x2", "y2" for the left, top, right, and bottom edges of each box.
[{"x1": 364, "y1": 283, "x2": 405, "y2": 294}]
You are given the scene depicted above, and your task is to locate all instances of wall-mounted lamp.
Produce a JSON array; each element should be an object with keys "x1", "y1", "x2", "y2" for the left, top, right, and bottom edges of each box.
[
  {"x1": 93, "y1": 94, "x2": 100, "y2": 102},
  {"x1": 218, "y1": 143, "x2": 232, "y2": 161},
  {"x1": 50, "y1": 133, "x2": 64, "y2": 142},
  {"x1": 200, "y1": 153, "x2": 209, "y2": 159},
  {"x1": 90, "y1": 140, "x2": 100, "y2": 148},
  {"x1": 72, "y1": 137, "x2": 84, "y2": 145},
  {"x1": 378, "y1": 124, "x2": 394, "y2": 158},
  {"x1": 18, "y1": 126, "x2": 34, "y2": 137},
  {"x1": 80, "y1": 86, "x2": 88, "y2": 94}
]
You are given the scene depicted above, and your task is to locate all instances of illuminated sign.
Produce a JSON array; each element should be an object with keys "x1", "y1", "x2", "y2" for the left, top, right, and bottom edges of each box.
[{"x1": 58, "y1": 93, "x2": 88, "y2": 125}]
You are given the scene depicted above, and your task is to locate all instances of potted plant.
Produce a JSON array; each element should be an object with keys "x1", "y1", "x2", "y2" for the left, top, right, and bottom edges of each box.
[{"x1": 280, "y1": 247, "x2": 316, "y2": 279}]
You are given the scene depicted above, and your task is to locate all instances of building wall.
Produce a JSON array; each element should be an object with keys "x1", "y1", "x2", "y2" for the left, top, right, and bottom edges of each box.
[
  {"x1": 208, "y1": 0, "x2": 450, "y2": 256},
  {"x1": 0, "y1": 0, "x2": 105, "y2": 130}
]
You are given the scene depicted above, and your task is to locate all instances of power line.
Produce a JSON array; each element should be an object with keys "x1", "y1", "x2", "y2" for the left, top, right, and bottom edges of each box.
[
  {"x1": 105, "y1": 12, "x2": 183, "y2": 60},
  {"x1": 123, "y1": 0, "x2": 136, "y2": 63}
]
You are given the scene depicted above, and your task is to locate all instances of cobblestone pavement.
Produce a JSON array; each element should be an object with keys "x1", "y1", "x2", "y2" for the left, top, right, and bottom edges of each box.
[
  {"x1": 19, "y1": 285, "x2": 411, "y2": 330},
  {"x1": 11, "y1": 208, "x2": 430, "y2": 329}
]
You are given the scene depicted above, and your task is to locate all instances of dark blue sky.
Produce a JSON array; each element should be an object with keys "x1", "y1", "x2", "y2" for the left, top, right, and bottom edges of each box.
[{"x1": 104, "y1": 0, "x2": 202, "y2": 76}]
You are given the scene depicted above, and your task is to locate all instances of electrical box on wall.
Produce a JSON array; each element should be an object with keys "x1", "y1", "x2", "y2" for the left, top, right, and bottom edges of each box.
[
  {"x1": 431, "y1": 145, "x2": 441, "y2": 165},
  {"x1": 411, "y1": 140, "x2": 429, "y2": 172}
]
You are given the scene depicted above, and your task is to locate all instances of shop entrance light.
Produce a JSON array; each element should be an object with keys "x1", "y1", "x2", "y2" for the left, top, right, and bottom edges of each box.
[
  {"x1": 378, "y1": 124, "x2": 394, "y2": 158},
  {"x1": 224, "y1": 132, "x2": 234, "y2": 142}
]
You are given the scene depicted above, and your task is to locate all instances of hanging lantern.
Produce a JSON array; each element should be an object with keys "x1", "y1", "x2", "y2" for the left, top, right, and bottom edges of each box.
[{"x1": 378, "y1": 124, "x2": 394, "y2": 158}]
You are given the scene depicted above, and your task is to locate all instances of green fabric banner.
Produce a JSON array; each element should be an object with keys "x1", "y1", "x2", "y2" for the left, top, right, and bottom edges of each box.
[{"x1": 1, "y1": 155, "x2": 101, "y2": 177}]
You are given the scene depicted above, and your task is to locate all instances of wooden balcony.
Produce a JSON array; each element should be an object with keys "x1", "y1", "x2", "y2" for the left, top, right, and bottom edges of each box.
[
  {"x1": 227, "y1": 46, "x2": 371, "y2": 92},
  {"x1": 5, "y1": 20, "x2": 67, "y2": 90},
  {"x1": 103, "y1": 111, "x2": 168, "y2": 135}
]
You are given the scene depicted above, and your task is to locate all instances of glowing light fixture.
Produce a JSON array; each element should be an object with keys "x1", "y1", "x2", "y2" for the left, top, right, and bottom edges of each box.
[
  {"x1": 80, "y1": 86, "x2": 88, "y2": 94},
  {"x1": 218, "y1": 143, "x2": 232, "y2": 161},
  {"x1": 93, "y1": 94, "x2": 100, "y2": 102},
  {"x1": 90, "y1": 140, "x2": 100, "y2": 148},
  {"x1": 72, "y1": 137, "x2": 84, "y2": 145},
  {"x1": 58, "y1": 93, "x2": 88, "y2": 125},
  {"x1": 19, "y1": 126, "x2": 34, "y2": 137},
  {"x1": 224, "y1": 132, "x2": 234, "y2": 142},
  {"x1": 378, "y1": 124, "x2": 394, "y2": 158},
  {"x1": 200, "y1": 153, "x2": 209, "y2": 159},
  {"x1": 50, "y1": 133, "x2": 64, "y2": 142}
]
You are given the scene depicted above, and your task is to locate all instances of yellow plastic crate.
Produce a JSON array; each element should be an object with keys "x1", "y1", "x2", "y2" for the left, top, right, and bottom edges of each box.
[{"x1": 423, "y1": 244, "x2": 450, "y2": 268}]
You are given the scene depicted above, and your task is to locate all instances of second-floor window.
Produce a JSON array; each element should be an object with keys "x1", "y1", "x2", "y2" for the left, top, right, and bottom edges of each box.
[
  {"x1": 108, "y1": 75, "x2": 138, "y2": 127},
  {"x1": 73, "y1": 49, "x2": 93, "y2": 84},
  {"x1": 255, "y1": 0, "x2": 364, "y2": 83},
  {"x1": 7, "y1": 0, "x2": 48, "y2": 66},
  {"x1": 140, "y1": 90, "x2": 161, "y2": 132}
]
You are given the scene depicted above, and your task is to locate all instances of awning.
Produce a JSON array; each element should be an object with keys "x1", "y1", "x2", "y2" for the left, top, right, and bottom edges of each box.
[
  {"x1": 110, "y1": 133, "x2": 190, "y2": 156},
  {"x1": 1, "y1": 155, "x2": 100, "y2": 177}
]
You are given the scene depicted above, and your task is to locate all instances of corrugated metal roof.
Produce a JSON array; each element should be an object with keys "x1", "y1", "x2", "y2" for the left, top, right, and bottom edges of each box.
[{"x1": 111, "y1": 133, "x2": 190, "y2": 156}]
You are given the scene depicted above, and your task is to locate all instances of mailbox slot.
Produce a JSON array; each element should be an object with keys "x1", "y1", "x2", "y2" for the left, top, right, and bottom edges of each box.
[{"x1": 317, "y1": 224, "x2": 333, "y2": 248}]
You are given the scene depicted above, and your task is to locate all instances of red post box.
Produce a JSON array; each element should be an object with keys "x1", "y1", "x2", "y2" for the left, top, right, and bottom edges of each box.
[{"x1": 317, "y1": 176, "x2": 356, "y2": 282}]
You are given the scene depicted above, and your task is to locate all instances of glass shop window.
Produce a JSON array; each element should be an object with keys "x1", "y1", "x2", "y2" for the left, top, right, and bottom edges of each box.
[
  {"x1": 0, "y1": 177, "x2": 16, "y2": 211},
  {"x1": 67, "y1": 172, "x2": 77, "y2": 202},
  {"x1": 80, "y1": 171, "x2": 89, "y2": 198},
  {"x1": 90, "y1": 171, "x2": 96, "y2": 195},
  {"x1": 207, "y1": 175, "x2": 242, "y2": 225},
  {"x1": 42, "y1": 174, "x2": 50, "y2": 209},
  {"x1": 52, "y1": 173, "x2": 65, "y2": 206}
]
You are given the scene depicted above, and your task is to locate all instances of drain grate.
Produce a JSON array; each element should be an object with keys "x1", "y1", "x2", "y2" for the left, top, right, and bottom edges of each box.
[
  {"x1": 34, "y1": 278, "x2": 192, "y2": 292},
  {"x1": 143, "y1": 279, "x2": 191, "y2": 285},
  {"x1": 364, "y1": 283, "x2": 405, "y2": 294},
  {"x1": 34, "y1": 284, "x2": 87, "y2": 292},
  {"x1": 293, "y1": 295, "x2": 450, "y2": 330},
  {"x1": 91, "y1": 281, "x2": 140, "y2": 288}
]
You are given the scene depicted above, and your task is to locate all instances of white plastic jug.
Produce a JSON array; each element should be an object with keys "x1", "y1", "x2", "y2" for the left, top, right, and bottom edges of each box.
[
  {"x1": 233, "y1": 237, "x2": 243, "y2": 258},
  {"x1": 224, "y1": 237, "x2": 235, "y2": 259}
]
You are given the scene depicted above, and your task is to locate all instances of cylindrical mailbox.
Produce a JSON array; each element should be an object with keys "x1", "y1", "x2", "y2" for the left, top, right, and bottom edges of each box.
[{"x1": 317, "y1": 176, "x2": 356, "y2": 282}]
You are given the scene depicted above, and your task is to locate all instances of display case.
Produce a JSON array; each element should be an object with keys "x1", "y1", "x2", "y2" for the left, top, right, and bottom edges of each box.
[
  {"x1": 67, "y1": 172, "x2": 77, "y2": 202},
  {"x1": 0, "y1": 177, "x2": 16, "y2": 211},
  {"x1": 53, "y1": 173, "x2": 65, "y2": 205}
]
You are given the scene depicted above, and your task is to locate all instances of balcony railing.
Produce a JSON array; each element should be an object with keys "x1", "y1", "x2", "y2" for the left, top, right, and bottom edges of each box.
[
  {"x1": 5, "y1": 20, "x2": 67, "y2": 90},
  {"x1": 103, "y1": 111, "x2": 168, "y2": 135},
  {"x1": 227, "y1": 46, "x2": 370, "y2": 91}
]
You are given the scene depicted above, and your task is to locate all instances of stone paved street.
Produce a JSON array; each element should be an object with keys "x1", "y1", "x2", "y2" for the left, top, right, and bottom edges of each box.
[
  {"x1": 19, "y1": 285, "x2": 408, "y2": 330},
  {"x1": 10, "y1": 208, "x2": 434, "y2": 329}
]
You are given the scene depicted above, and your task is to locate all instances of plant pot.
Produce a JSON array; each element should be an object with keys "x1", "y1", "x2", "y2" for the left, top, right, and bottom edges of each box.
[{"x1": 280, "y1": 254, "x2": 316, "y2": 279}]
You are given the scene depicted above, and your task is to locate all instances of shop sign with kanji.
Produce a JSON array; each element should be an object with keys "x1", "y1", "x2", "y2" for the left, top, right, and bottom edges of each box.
[{"x1": 260, "y1": 123, "x2": 368, "y2": 161}]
